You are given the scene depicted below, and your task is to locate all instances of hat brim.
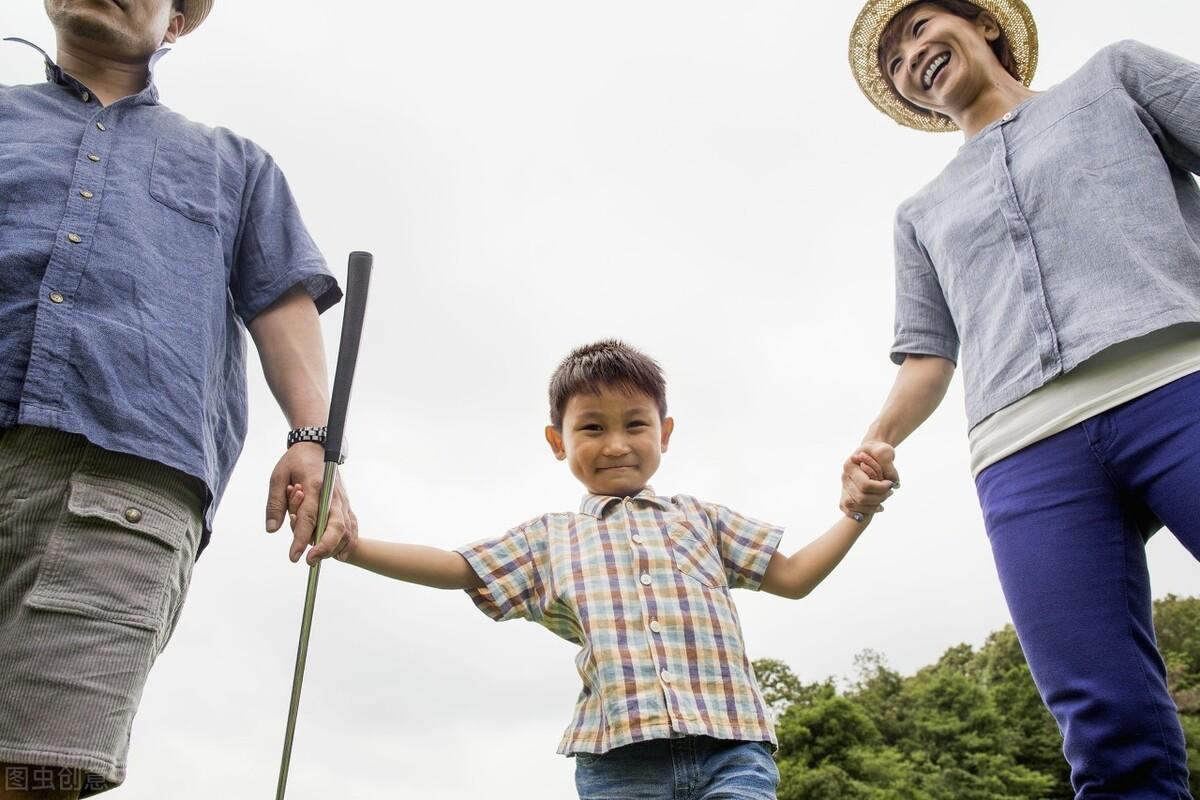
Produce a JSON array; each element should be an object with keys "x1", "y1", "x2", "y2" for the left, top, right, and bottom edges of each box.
[
  {"x1": 179, "y1": 0, "x2": 213, "y2": 36},
  {"x1": 848, "y1": 0, "x2": 1038, "y2": 133}
]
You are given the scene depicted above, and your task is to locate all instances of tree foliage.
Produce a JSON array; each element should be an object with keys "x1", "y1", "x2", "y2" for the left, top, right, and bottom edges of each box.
[{"x1": 760, "y1": 594, "x2": 1200, "y2": 799}]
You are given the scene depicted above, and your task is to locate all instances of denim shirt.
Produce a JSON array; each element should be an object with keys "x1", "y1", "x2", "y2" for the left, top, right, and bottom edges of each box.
[
  {"x1": 891, "y1": 41, "x2": 1200, "y2": 429},
  {"x1": 0, "y1": 40, "x2": 341, "y2": 551}
]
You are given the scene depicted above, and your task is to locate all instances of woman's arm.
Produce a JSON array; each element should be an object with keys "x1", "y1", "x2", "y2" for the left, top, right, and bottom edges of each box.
[
  {"x1": 841, "y1": 354, "x2": 955, "y2": 516},
  {"x1": 760, "y1": 515, "x2": 871, "y2": 600}
]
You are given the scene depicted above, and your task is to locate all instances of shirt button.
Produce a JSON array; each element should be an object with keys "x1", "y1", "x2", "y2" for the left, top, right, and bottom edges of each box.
[
  {"x1": 67, "y1": 233, "x2": 83, "y2": 244},
  {"x1": 649, "y1": 620, "x2": 662, "y2": 634},
  {"x1": 1002, "y1": 112, "x2": 1013, "y2": 121},
  {"x1": 81, "y1": 91, "x2": 91, "y2": 102},
  {"x1": 660, "y1": 669, "x2": 672, "y2": 684},
  {"x1": 88, "y1": 153, "x2": 101, "y2": 162},
  {"x1": 631, "y1": 534, "x2": 644, "y2": 545},
  {"x1": 124, "y1": 507, "x2": 143, "y2": 524},
  {"x1": 640, "y1": 574, "x2": 652, "y2": 586},
  {"x1": 96, "y1": 122, "x2": 107, "y2": 131},
  {"x1": 80, "y1": 189, "x2": 94, "y2": 200},
  {"x1": 49, "y1": 291, "x2": 65, "y2": 304}
]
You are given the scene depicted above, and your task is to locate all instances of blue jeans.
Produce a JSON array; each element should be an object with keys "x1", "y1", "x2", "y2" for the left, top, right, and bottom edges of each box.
[
  {"x1": 573, "y1": 736, "x2": 778, "y2": 800},
  {"x1": 976, "y1": 371, "x2": 1200, "y2": 799}
]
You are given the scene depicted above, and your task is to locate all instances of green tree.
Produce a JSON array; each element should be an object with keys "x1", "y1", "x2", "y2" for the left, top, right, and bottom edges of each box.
[{"x1": 759, "y1": 594, "x2": 1200, "y2": 799}]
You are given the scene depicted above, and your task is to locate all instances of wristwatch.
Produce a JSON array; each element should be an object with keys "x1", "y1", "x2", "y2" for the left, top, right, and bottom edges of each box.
[{"x1": 286, "y1": 426, "x2": 347, "y2": 463}]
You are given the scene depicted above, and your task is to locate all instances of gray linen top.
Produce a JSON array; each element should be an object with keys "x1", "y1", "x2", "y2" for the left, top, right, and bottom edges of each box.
[{"x1": 891, "y1": 40, "x2": 1200, "y2": 429}]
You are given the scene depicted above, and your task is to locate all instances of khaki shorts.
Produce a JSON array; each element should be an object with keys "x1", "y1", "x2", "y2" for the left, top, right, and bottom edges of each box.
[{"x1": 0, "y1": 426, "x2": 203, "y2": 795}]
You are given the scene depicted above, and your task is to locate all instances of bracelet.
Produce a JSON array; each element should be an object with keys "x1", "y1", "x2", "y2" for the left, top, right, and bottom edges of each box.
[{"x1": 286, "y1": 426, "x2": 347, "y2": 463}]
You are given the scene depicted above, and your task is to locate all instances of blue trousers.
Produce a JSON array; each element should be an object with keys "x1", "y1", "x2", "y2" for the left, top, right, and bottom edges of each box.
[
  {"x1": 976, "y1": 371, "x2": 1200, "y2": 799},
  {"x1": 573, "y1": 736, "x2": 778, "y2": 800}
]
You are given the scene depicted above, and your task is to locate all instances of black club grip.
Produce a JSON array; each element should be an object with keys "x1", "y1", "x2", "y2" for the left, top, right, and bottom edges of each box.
[{"x1": 324, "y1": 251, "x2": 373, "y2": 465}]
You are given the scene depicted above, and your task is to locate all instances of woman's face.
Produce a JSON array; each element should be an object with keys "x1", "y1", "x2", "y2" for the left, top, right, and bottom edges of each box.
[{"x1": 881, "y1": 3, "x2": 1004, "y2": 120}]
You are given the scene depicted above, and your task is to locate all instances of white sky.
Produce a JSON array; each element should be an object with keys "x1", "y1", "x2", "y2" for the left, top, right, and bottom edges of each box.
[{"x1": 4, "y1": 1, "x2": 1200, "y2": 797}]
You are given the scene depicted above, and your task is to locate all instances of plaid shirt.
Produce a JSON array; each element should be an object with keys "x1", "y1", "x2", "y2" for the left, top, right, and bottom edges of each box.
[{"x1": 455, "y1": 488, "x2": 783, "y2": 755}]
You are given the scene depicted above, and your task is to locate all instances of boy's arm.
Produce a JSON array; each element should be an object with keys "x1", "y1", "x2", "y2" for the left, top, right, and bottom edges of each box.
[
  {"x1": 346, "y1": 539, "x2": 484, "y2": 590},
  {"x1": 284, "y1": 484, "x2": 482, "y2": 590},
  {"x1": 759, "y1": 515, "x2": 870, "y2": 600}
]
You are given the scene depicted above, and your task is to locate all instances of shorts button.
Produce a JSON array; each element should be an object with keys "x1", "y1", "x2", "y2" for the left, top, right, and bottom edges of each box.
[{"x1": 124, "y1": 507, "x2": 143, "y2": 524}]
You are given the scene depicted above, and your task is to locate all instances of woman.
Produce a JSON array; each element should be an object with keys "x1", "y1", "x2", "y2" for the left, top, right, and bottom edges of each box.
[{"x1": 840, "y1": 1, "x2": 1200, "y2": 796}]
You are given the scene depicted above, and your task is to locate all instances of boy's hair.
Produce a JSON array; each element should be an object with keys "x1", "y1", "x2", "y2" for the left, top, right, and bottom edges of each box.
[
  {"x1": 878, "y1": 1, "x2": 1020, "y2": 122},
  {"x1": 549, "y1": 340, "x2": 668, "y2": 430}
]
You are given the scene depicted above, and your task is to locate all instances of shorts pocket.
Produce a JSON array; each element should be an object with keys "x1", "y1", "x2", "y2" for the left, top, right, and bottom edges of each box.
[
  {"x1": 26, "y1": 473, "x2": 192, "y2": 632},
  {"x1": 667, "y1": 521, "x2": 727, "y2": 588}
]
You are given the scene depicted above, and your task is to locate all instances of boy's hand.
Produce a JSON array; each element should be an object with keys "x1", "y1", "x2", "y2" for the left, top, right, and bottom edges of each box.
[
  {"x1": 841, "y1": 441, "x2": 897, "y2": 519},
  {"x1": 285, "y1": 484, "x2": 357, "y2": 563}
]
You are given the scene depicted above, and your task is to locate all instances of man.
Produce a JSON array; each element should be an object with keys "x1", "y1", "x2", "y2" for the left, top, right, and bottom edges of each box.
[{"x1": 0, "y1": 1, "x2": 357, "y2": 795}]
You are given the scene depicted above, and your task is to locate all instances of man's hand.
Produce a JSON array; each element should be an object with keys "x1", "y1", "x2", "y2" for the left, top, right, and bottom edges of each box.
[
  {"x1": 840, "y1": 440, "x2": 898, "y2": 519},
  {"x1": 265, "y1": 442, "x2": 358, "y2": 565}
]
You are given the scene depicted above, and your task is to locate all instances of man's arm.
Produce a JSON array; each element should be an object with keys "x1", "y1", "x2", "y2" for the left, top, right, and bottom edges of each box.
[
  {"x1": 249, "y1": 285, "x2": 357, "y2": 564},
  {"x1": 759, "y1": 515, "x2": 870, "y2": 600},
  {"x1": 841, "y1": 354, "x2": 955, "y2": 517}
]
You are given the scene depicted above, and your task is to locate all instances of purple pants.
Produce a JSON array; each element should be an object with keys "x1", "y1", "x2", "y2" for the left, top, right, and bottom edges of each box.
[{"x1": 976, "y1": 371, "x2": 1200, "y2": 798}]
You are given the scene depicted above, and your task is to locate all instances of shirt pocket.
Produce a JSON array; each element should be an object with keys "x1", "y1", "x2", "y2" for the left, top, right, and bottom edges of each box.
[
  {"x1": 25, "y1": 473, "x2": 196, "y2": 639},
  {"x1": 667, "y1": 521, "x2": 727, "y2": 589},
  {"x1": 149, "y1": 137, "x2": 220, "y2": 228}
]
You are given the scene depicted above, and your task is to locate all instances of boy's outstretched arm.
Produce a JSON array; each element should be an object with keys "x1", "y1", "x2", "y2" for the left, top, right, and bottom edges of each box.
[
  {"x1": 286, "y1": 485, "x2": 483, "y2": 590},
  {"x1": 347, "y1": 539, "x2": 484, "y2": 589},
  {"x1": 759, "y1": 515, "x2": 870, "y2": 600}
]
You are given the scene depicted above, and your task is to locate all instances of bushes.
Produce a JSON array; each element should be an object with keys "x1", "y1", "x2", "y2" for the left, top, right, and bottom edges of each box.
[{"x1": 761, "y1": 594, "x2": 1199, "y2": 799}]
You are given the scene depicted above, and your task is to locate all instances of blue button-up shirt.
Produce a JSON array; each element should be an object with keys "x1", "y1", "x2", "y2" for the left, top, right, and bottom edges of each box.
[
  {"x1": 891, "y1": 41, "x2": 1200, "y2": 429},
  {"x1": 0, "y1": 40, "x2": 341, "y2": 550}
]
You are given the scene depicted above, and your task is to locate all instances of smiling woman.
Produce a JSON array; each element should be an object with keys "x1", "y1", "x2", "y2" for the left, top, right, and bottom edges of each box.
[{"x1": 843, "y1": 1, "x2": 1200, "y2": 797}]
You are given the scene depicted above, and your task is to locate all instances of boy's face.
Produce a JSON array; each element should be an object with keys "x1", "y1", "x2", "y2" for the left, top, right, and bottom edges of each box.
[{"x1": 545, "y1": 386, "x2": 674, "y2": 498}]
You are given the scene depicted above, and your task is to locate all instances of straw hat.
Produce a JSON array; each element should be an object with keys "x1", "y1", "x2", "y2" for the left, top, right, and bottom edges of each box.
[
  {"x1": 179, "y1": 0, "x2": 213, "y2": 36},
  {"x1": 848, "y1": 0, "x2": 1038, "y2": 132}
]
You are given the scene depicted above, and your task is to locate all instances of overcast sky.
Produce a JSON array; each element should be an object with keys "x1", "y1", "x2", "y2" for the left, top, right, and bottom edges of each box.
[{"x1": 4, "y1": 1, "x2": 1200, "y2": 797}]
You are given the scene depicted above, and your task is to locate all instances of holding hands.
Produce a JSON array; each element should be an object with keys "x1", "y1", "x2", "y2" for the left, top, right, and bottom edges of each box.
[{"x1": 841, "y1": 440, "x2": 898, "y2": 520}]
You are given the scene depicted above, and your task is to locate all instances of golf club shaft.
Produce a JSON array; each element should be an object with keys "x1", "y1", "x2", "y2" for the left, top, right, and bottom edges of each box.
[
  {"x1": 275, "y1": 460, "x2": 337, "y2": 800},
  {"x1": 275, "y1": 251, "x2": 373, "y2": 799}
]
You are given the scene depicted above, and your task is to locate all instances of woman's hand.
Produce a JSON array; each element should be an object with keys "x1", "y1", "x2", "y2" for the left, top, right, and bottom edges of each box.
[{"x1": 841, "y1": 441, "x2": 897, "y2": 519}]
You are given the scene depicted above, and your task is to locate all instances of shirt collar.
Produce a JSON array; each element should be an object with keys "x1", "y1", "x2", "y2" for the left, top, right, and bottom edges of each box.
[
  {"x1": 579, "y1": 487, "x2": 672, "y2": 518},
  {"x1": 3, "y1": 36, "x2": 167, "y2": 105}
]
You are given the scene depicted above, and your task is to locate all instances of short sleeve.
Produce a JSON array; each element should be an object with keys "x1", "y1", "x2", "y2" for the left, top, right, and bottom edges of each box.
[
  {"x1": 1109, "y1": 40, "x2": 1200, "y2": 175},
  {"x1": 230, "y1": 151, "x2": 341, "y2": 323},
  {"x1": 890, "y1": 211, "x2": 959, "y2": 366},
  {"x1": 700, "y1": 503, "x2": 784, "y2": 591},
  {"x1": 455, "y1": 519, "x2": 547, "y2": 623}
]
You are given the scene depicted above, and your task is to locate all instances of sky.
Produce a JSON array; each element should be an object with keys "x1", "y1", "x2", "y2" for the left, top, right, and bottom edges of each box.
[{"x1": 3, "y1": 1, "x2": 1200, "y2": 797}]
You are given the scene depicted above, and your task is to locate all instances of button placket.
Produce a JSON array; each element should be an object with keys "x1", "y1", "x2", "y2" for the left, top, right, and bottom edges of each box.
[
  {"x1": 988, "y1": 129, "x2": 1062, "y2": 377},
  {"x1": 24, "y1": 110, "x2": 114, "y2": 410}
]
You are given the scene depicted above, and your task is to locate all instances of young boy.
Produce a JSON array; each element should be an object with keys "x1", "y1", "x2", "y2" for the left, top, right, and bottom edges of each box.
[{"x1": 289, "y1": 339, "x2": 882, "y2": 799}]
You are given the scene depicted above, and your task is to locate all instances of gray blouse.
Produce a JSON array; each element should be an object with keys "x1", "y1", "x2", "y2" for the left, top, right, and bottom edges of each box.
[{"x1": 891, "y1": 40, "x2": 1200, "y2": 429}]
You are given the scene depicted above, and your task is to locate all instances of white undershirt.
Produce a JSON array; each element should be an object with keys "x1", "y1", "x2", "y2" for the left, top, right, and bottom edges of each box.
[{"x1": 969, "y1": 324, "x2": 1200, "y2": 476}]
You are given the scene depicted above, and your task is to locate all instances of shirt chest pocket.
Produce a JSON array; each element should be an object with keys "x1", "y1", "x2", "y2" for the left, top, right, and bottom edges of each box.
[
  {"x1": 667, "y1": 521, "x2": 727, "y2": 589},
  {"x1": 149, "y1": 137, "x2": 220, "y2": 228}
]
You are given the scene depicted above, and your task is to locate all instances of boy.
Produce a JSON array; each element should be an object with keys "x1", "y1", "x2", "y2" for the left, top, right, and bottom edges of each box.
[{"x1": 290, "y1": 339, "x2": 882, "y2": 799}]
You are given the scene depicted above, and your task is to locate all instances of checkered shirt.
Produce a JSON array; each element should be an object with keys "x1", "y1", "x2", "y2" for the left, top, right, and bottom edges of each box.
[{"x1": 455, "y1": 488, "x2": 783, "y2": 755}]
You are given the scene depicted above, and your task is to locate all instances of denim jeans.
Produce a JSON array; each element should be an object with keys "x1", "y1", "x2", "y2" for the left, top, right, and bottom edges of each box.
[
  {"x1": 574, "y1": 736, "x2": 778, "y2": 800},
  {"x1": 976, "y1": 371, "x2": 1200, "y2": 798}
]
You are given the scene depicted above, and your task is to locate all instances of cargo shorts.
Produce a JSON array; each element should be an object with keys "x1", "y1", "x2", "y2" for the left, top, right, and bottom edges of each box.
[{"x1": 0, "y1": 426, "x2": 204, "y2": 795}]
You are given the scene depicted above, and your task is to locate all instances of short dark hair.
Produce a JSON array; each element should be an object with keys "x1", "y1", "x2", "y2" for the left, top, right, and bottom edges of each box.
[
  {"x1": 548, "y1": 340, "x2": 667, "y2": 430},
  {"x1": 878, "y1": 1, "x2": 1020, "y2": 123},
  {"x1": 173, "y1": 0, "x2": 185, "y2": 13}
]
